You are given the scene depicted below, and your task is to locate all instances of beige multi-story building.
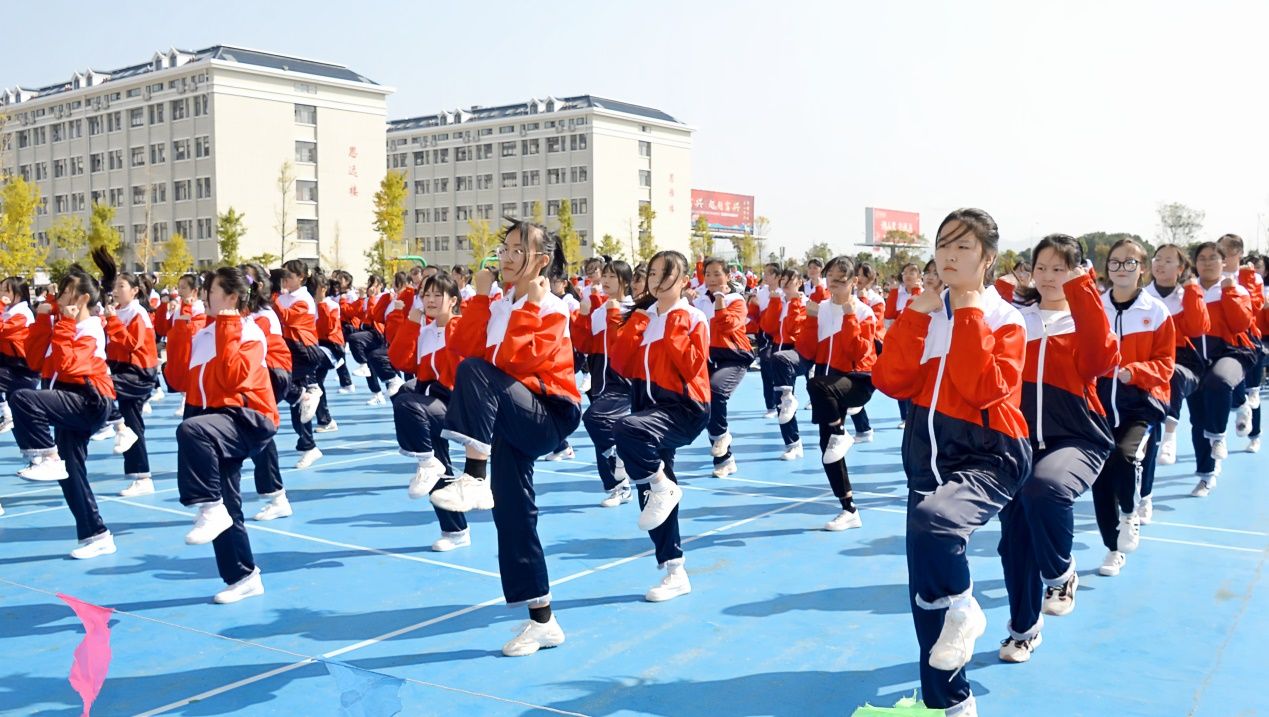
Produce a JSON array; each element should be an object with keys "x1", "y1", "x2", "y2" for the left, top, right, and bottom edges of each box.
[
  {"x1": 386, "y1": 95, "x2": 693, "y2": 267},
  {"x1": 1, "y1": 45, "x2": 391, "y2": 275}
]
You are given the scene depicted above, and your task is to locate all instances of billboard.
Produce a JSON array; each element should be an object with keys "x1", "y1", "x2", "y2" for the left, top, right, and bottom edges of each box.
[
  {"x1": 865, "y1": 207, "x2": 920, "y2": 245},
  {"x1": 692, "y1": 190, "x2": 754, "y2": 234}
]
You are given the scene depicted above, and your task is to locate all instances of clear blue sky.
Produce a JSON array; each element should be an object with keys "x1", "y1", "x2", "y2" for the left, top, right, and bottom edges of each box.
[{"x1": 5, "y1": 0, "x2": 1267, "y2": 257}]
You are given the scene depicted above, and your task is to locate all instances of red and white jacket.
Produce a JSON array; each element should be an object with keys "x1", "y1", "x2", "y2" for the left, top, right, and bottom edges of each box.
[
  {"x1": 274, "y1": 287, "x2": 318, "y2": 346},
  {"x1": 884, "y1": 285, "x2": 923, "y2": 330},
  {"x1": 172, "y1": 315, "x2": 278, "y2": 427},
  {"x1": 612, "y1": 298, "x2": 711, "y2": 414},
  {"x1": 162, "y1": 300, "x2": 207, "y2": 392},
  {"x1": 250, "y1": 307, "x2": 293, "y2": 372},
  {"x1": 48, "y1": 316, "x2": 116, "y2": 399},
  {"x1": 317, "y1": 296, "x2": 345, "y2": 346},
  {"x1": 1197, "y1": 280, "x2": 1254, "y2": 362},
  {"x1": 1144, "y1": 281, "x2": 1209, "y2": 356},
  {"x1": 692, "y1": 291, "x2": 752, "y2": 365},
  {"x1": 448, "y1": 286, "x2": 580, "y2": 402},
  {"x1": 104, "y1": 300, "x2": 159, "y2": 370},
  {"x1": 804, "y1": 278, "x2": 829, "y2": 303},
  {"x1": 0, "y1": 300, "x2": 34, "y2": 366},
  {"x1": 760, "y1": 293, "x2": 807, "y2": 348},
  {"x1": 873, "y1": 288, "x2": 1031, "y2": 493},
  {"x1": 388, "y1": 315, "x2": 463, "y2": 390},
  {"x1": 1099, "y1": 289, "x2": 1174, "y2": 427},
  {"x1": 798, "y1": 299, "x2": 878, "y2": 375}
]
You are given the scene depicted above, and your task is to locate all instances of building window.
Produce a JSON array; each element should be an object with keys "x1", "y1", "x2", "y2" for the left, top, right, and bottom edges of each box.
[
  {"x1": 173, "y1": 138, "x2": 191, "y2": 161},
  {"x1": 456, "y1": 236, "x2": 468, "y2": 250},
  {"x1": 501, "y1": 202, "x2": 517, "y2": 216},
  {"x1": 433, "y1": 148, "x2": 449, "y2": 164},
  {"x1": 107, "y1": 111, "x2": 122, "y2": 132},
  {"x1": 69, "y1": 157, "x2": 84, "y2": 176},
  {"x1": 193, "y1": 95, "x2": 209, "y2": 116},
  {"x1": 571, "y1": 198, "x2": 588, "y2": 214},
  {"x1": 152, "y1": 222, "x2": 169, "y2": 243},
  {"x1": 456, "y1": 176, "x2": 474, "y2": 192},
  {"x1": 570, "y1": 134, "x2": 588, "y2": 151},
  {"x1": 295, "y1": 141, "x2": 317, "y2": 163},
  {"x1": 522, "y1": 122, "x2": 539, "y2": 132},
  {"x1": 456, "y1": 146, "x2": 471, "y2": 162},
  {"x1": 51, "y1": 124, "x2": 63, "y2": 143},
  {"x1": 435, "y1": 207, "x2": 449, "y2": 222},
  {"x1": 521, "y1": 170, "x2": 540, "y2": 187},
  {"x1": 476, "y1": 173, "x2": 493, "y2": 190},
  {"x1": 195, "y1": 177, "x2": 212, "y2": 199},
  {"x1": 151, "y1": 183, "x2": 167, "y2": 204},
  {"x1": 570, "y1": 166, "x2": 589, "y2": 183},
  {"x1": 53, "y1": 159, "x2": 67, "y2": 178},
  {"x1": 131, "y1": 186, "x2": 145, "y2": 206},
  {"x1": 130, "y1": 147, "x2": 146, "y2": 167},
  {"x1": 197, "y1": 218, "x2": 214, "y2": 240},
  {"x1": 477, "y1": 203, "x2": 494, "y2": 220},
  {"x1": 500, "y1": 172, "x2": 517, "y2": 189},
  {"x1": 175, "y1": 180, "x2": 192, "y2": 202},
  {"x1": 129, "y1": 108, "x2": 144, "y2": 128},
  {"x1": 171, "y1": 99, "x2": 188, "y2": 120},
  {"x1": 547, "y1": 168, "x2": 565, "y2": 185},
  {"x1": 500, "y1": 142, "x2": 516, "y2": 158},
  {"x1": 88, "y1": 116, "x2": 103, "y2": 135},
  {"x1": 297, "y1": 180, "x2": 318, "y2": 202},
  {"x1": 175, "y1": 219, "x2": 193, "y2": 239},
  {"x1": 297, "y1": 219, "x2": 318, "y2": 242},
  {"x1": 413, "y1": 151, "x2": 428, "y2": 166},
  {"x1": 414, "y1": 180, "x2": 429, "y2": 195},
  {"x1": 34, "y1": 162, "x2": 48, "y2": 180},
  {"x1": 639, "y1": 170, "x2": 652, "y2": 187},
  {"x1": 54, "y1": 195, "x2": 68, "y2": 213},
  {"x1": 521, "y1": 138, "x2": 540, "y2": 155},
  {"x1": 456, "y1": 206, "x2": 472, "y2": 221},
  {"x1": 195, "y1": 136, "x2": 211, "y2": 158},
  {"x1": 149, "y1": 103, "x2": 165, "y2": 124},
  {"x1": 440, "y1": 236, "x2": 450, "y2": 251},
  {"x1": 109, "y1": 188, "x2": 124, "y2": 207},
  {"x1": 294, "y1": 104, "x2": 317, "y2": 124},
  {"x1": 67, "y1": 119, "x2": 83, "y2": 139},
  {"x1": 578, "y1": 229, "x2": 588, "y2": 246},
  {"x1": 150, "y1": 143, "x2": 166, "y2": 164},
  {"x1": 639, "y1": 140, "x2": 652, "y2": 157},
  {"x1": 132, "y1": 224, "x2": 146, "y2": 242},
  {"x1": 547, "y1": 136, "x2": 563, "y2": 153},
  {"x1": 434, "y1": 178, "x2": 449, "y2": 192},
  {"x1": 499, "y1": 125, "x2": 515, "y2": 134},
  {"x1": 547, "y1": 200, "x2": 559, "y2": 217},
  {"x1": 90, "y1": 153, "x2": 104, "y2": 173},
  {"x1": 522, "y1": 201, "x2": 532, "y2": 216},
  {"x1": 108, "y1": 150, "x2": 123, "y2": 170},
  {"x1": 475, "y1": 143, "x2": 493, "y2": 159},
  {"x1": 414, "y1": 208, "x2": 430, "y2": 223}
]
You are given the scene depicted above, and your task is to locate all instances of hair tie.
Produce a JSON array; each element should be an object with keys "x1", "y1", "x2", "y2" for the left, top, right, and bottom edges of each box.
[{"x1": 246, "y1": 275, "x2": 255, "y2": 286}]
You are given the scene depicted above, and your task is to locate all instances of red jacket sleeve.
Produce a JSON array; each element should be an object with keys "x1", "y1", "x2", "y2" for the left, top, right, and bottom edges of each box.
[
  {"x1": 884, "y1": 289, "x2": 900, "y2": 321},
  {"x1": 666, "y1": 311, "x2": 709, "y2": 385},
  {"x1": 48, "y1": 318, "x2": 99, "y2": 380},
  {"x1": 1125, "y1": 316, "x2": 1176, "y2": 391},
  {"x1": 495, "y1": 303, "x2": 568, "y2": 375},
  {"x1": 1066, "y1": 274, "x2": 1119, "y2": 382},
  {"x1": 211, "y1": 316, "x2": 255, "y2": 391},
  {"x1": 1220, "y1": 285, "x2": 1254, "y2": 334},
  {"x1": 946, "y1": 308, "x2": 1027, "y2": 410},
  {"x1": 105, "y1": 315, "x2": 146, "y2": 355},
  {"x1": 611, "y1": 310, "x2": 648, "y2": 377},
  {"x1": 1178, "y1": 283, "x2": 1210, "y2": 338},
  {"x1": 872, "y1": 308, "x2": 931, "y2": 400},
  {"x1": 759, "y1": 298, "x2": 782, "y2": 337},
  {"x1": 994, "y1": 278, "x2": 1016, "y2": 303},
  {"x1": 838, "y1": 312, "x2": 874, "y2": 365},
  {"x1": 1240, "y1": 268, "x2": 1265, "y2": 315},
  {"x1": 796, "y1": 314, "x2": 819, "y2": 361},
  {"x1": 449, "y1": 296, "x2": 492, "y2": 358},
  {"x1": 782, "y1": 299, "x2": 807, "y2": 343},
  {"x1": 387, "y1": 317, "x2": 422, "y2": 373}
]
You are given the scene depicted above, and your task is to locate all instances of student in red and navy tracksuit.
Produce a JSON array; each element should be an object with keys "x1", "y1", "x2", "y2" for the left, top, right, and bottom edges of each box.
[
  {"x1": 1146, "y1": 244, "x2": 1209, "y2": 473},
  {"x1": 1218, "y1": 235, "x2": 1265, "y2": 447},
  {"x1": 1187, "y1": 241, "x2": 1255, "y2": 496},
  {"x1": 346, "y1": 274, "x2": 388, "y2": 396},
  {"x1": 427, "y1": 219, "x2": 582, "y2": 657},
  {"x1": 577, "y1": 259, "x2": 636, "y2": 506},
  {"x1": 752, "y1": 263, "x2": 783, "y2": 416},
  {"x1": 1093, "y1": 238, "x2": 1175, "y2": 579},
  {"x1": 387, "y1": 272, "x2": 471, "y2": 552},
  {"x1": 543, "y1": 276, "x2": 582, "y2": 461},
  {"x1": 803, "y1": 258, "x2": 829, "y2": 303},
  {"x1": 353, "y1": 272, "x2": 409, "y2": 404},
  {"x1": 848, "y1": 263, "x2": 888, "y2": 441},
  {"x1": 328, "y1": 269, "x2": 356, "y2": 393},
  {"x1": 103, "y1": 270, "x2": 161, "y2": 498},
  {"x1": 240, "y1": 263, "x2": 293, "y2": 523},
  {"x1": 162, "y1": 274, "x2": 207, "y2": 415},
  {"x1": 992, "y1": 235, "x2": 1117, "y2": 663},
  {"x1": 11, "y1": 269, "x2": 119, "y2": 559},
  {"x1": 873, "y1": 209, "x2": 1031, "y2": 716},
  {"x1": 763, "y1": 269, "x2": 809, "y2": 460},
  {"x1": 798, "y1": 255, "x2": 879, "y2": 532},
  {"x1": 175, "y1": 267, "x2": 279, "y2": 604},
  {"x1": 0, "y1": 277, "x2": 38, "y2": 436},
  {"x1": 274, "y1": 260, "x2": 325, "y2": 470},
  {"x1": 610, "y1": 250, "x2": 710, "y2": 604},
  {"x1": 1247, "y1": 255, "x2": 1269, "y2": 452},
  {"x1": 693, "y1": 257, "x2": 754, "y2": 479},
  {"x1": 884, "y1": 263, "x2": 924, "y2": 428},
  {"x1": 312, "y1": 269, "x2": 347, "y2": 432}
]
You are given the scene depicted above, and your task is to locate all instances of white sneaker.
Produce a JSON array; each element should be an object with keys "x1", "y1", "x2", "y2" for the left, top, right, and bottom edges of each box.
[
  {"x1": 385, "y1": 377, "x2": 405, "y2": 397},
  {"x1": 152, "y1": 387, "x2": 165, "y2": 402},
  {"x1": 185, "y1": 502, "x2": 233, "y2": 545},
  {"x1": 173, "y1": 399, "x2": 186, "y2": 417},
  {"x1": 337, "y1": 385, "x2": 356, "y2": 394},
  {"x1": 998, "y1": 632, "x2": 1043, "y2": 663},
  {"x1": 21, "y1": 458, "x2": 68, "y2": 482},
  {"x1": 120, "y1": 476, "x2": 155, "y2": 497},
  {"x1": 1158, "y1": 433, "x2": 1177, "y2": 465},
  {"x1": 430, "y1": 474, "x2": 495, "y2": 512},
  {"x1": 1098, "y1": 550, "x2": 1126, "y2": 576},
  {"x1": 614, "y1": 458, "x2": 629, "y2": 484},
  {"x1": 253, "y1": 494, "x2": 293, "y2": 521},
  {"x1": 502, "y1": 616, "x2": 565, "y2": 657},
  {"x1": 0, "y1": 417, "x2": 11, "y2": 434},
  {"x1": 1247, "y1": 437, "x2": 1261, "y2": 453},
  {"x1": 1211, "y1": 437, "x2": 1228, "y2": 460},
  {"x1": 777, "y1": 391, "x2": 799, "y2": 424},
  {"x1": 854, "y1": 429, "x2": 874, "y2": 443},
  {"x1": 824, "y1": 509, "x2": 862, "y2": 532},
  {"x1": 1135, "y1": 495, "x2": 1153, "y2": 525},
  {"x1": 298, "y1": 387, "x2": 323, "y2": 423},
  {"x1": 113, "y1": 425, "x2": 139, "y2": 455},
  {"x1": 1191, "y1": 476, "x2": 1214, "y2": 497},
  {"x1": 847, "y1": 406, "x2": 862, "y2": 416},
  {"x1": 295, "y1": 448, "x2": 323, "y2": 470},
  {"x1": 578, "y1": 373, "x2": 591, "y2": 394},
  {"x1": 353, "y1": 365, "x2": 371, "y2": 378},
  {"x1": 897, "y1": 420, "x2": 907, "y2": 430},
  {"x1": 69, "y1": 531, "x2": 117, "y2": 560},
  {"x1": 16, "y1": 456, "x2": 45, "y2": 478},
  {"x1": 822, "y1": 431, "x2": 854, "y2": 464},
  {"x1": 763, "y1": 409, "x2": 778, "y2": 419},
  {"x1": 408, "y1": 457, "x2": 445, "y2": 499},
  {"x1": 1235, "y1": 404, "x2": 1253, "y2": 437},
  {"x1": 645, "y1": 567, "x2": 692, "y2": 602},
  {"x1": 710, "y1": 432, "x2": 732, "y2": 458},
  {"x1": 779, "y1": 441, "x2": 804, "y2": 461},
  {"x1": 544, "y1": 446, "x2": 575, "y2": 461},
  {"x1": 213, "y1": 568, "x2": 264, "y2": 604},
  {"x1": 431, "y1": 529, "x2": 471, "y2": 552},
  {"x1": 141, "y1": 401, "x2": 153, "y2": 417},
  {"x1": 314, "y1": 420, "x2": 339, "y2": 434},
  {"x1": 1251, "y1": 390, "x2": 1263, "y2": 410},
  {"x1": 366, "y1": 392, "x2": 387, "y2": 406},
  {"x1": 637, "y1": 478, "x2": 682, "y2": 531},
  {"x1": 600, "y1": 480, "x2": 633, "y2": 507},
  {"x1": 1042, "y1": 570, "x2": 1078, "y2": 616},
  {"x1": 928, "y1": 598, "x2": 987, "y2": 672},
  {"x1": 711, "y1": 457, "x2": 737, "y2": 478},
  {"x1": 91, "y1": 425, "x2": 114, "y2": 442},
  {"x1": 1117, "y1": 513, "x2": 1141, "y2": 553}
]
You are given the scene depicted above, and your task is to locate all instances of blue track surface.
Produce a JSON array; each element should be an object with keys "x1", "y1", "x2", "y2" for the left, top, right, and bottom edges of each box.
[{"x1": 0, "y1": 375, "x2": 1265, "y2": 716}]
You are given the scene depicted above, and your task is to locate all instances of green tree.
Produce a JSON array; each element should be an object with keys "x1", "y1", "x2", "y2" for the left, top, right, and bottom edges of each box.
[
  {"x1": 160, "y1": 232, "x2": 195, "y2": 282},
  {"x1": 87, "y1": 201, "x2": 122, "y2": 260},
  {"x1": 1156, "y1": 202, "x2": 1204, "y2": 245},
  {"x1": 275, "y1": 160, "x2": 296, "y2": 260},
  {"x1": 48, "y1": 215, "x2": 89, "y2": 262},
  {"x1": 244, "y1": 252, "x2": 280, "y2": 268},
  {"x1": 368, "y1": 170, "x2": 408, "y2": 276},
  {"x1": 636, "y1": 203, "x2": 658, "y2": 264},
  {"x1": 217, "y1": 207, "x2": 246, "y2": 266},
  {"x1": 595, "y1": 233, "x2": 623, "y2": 260},
  {"x1": 803, "y1": 241, "x2": 834, "y2": 266},
  {"x1": 734, "y1": 232, "x2": 759, "y2": 270},
  {"x1": 0, "y1": 176, "x2": 45, "y2": 276},
  {"x1": 531, "y1": 200, "x2": 545, "y2": 225},
  {"x1": 466, "y1": 218, "x2": 499, "y2": 270},
  {"x1": 1077, "y1": 231, "x2": 1152, "y2": 274},
  {"x1": 557, "y1": 199, "x2": 581, "y2": 273},
  {"x1": 690, "y1": 215, "x2": 714, "y2": 260}
]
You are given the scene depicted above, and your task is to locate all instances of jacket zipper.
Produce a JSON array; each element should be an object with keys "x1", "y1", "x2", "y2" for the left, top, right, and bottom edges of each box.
[
  {"x1": 927, "y1": 296, "x2": 951, "y2": 485},
  {"x1": 1036, "y1": 319, "x2": 1049, "y2": 451}
]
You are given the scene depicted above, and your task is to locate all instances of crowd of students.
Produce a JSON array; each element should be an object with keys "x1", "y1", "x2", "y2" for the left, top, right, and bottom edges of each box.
[{"x1": 1, "y1": 211, "x2": 1264, "y2": 716}]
